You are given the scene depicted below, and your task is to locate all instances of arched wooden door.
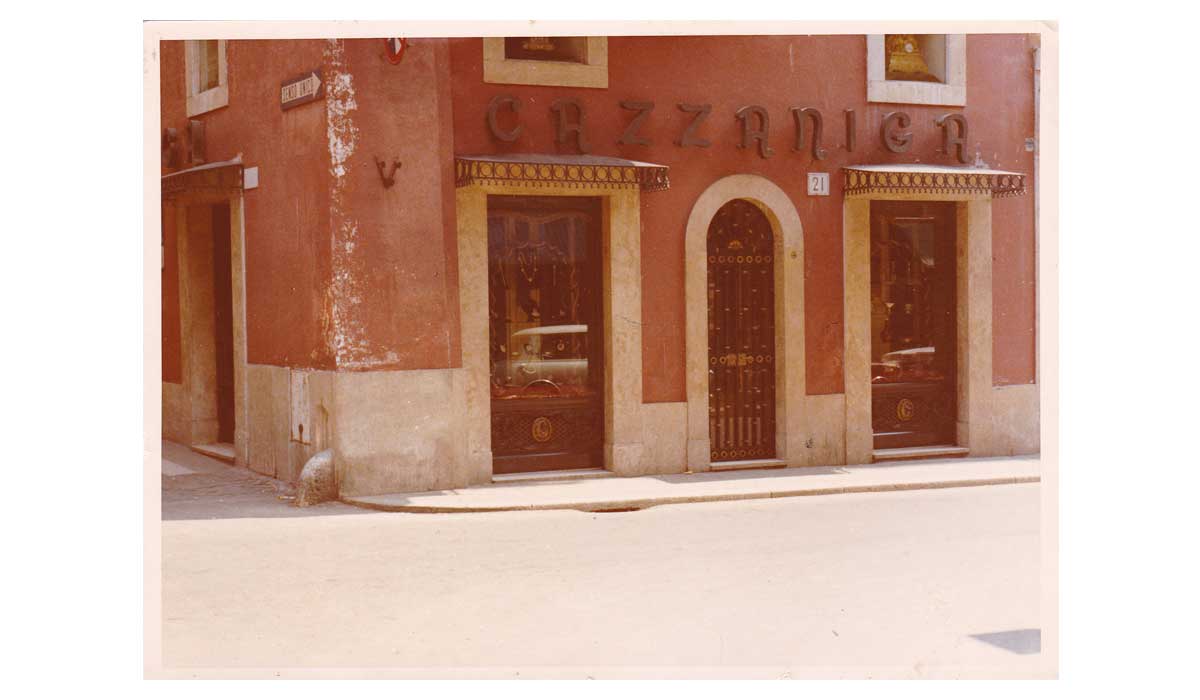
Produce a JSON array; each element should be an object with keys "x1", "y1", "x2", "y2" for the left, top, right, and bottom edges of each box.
[{"x1": 707, "y1": 199, "x2": 776, "y2": 462}]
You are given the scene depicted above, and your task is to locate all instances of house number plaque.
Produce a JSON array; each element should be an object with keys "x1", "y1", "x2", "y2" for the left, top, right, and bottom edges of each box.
[{"x1": 807, "y1": 172, "x2": 830, "y2": 196}]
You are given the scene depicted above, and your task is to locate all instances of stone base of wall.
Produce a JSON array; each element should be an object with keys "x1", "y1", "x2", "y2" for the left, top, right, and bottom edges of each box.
[
  {"x1": 162, "y1": 382, "x2": 189, "y2": 444},
  {"x1": 843, "y1": 382, "x2": 1040, "y2": 463},
  {"x1": 245, "y1": 364, "x2": 289, "y2": 477},
  {"x1": 201, "y1": 366, "x2": 1038, "y2": 497},
  {"x1": 239, "y1": 364, "x2": 337, "y2": 481},
  {"x1": 331, "y1": 368, "x2": 484, "y2": 497},
  {"x1": 796, "y1": 393, "x2": 847, "y2": 466},
  {"x1": 636, "y1": 402, "x2": 688, "y2": 476},
  {"x1": 978, "y1": 383, "x2": 1041, "y2": 457},
  {"x1": 237, "y1": 365, "x2": 478, "y2": 493}
]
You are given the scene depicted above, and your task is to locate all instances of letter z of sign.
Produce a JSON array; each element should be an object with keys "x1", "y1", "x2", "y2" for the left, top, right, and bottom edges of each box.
[
  {"x1": 618, "y1": 100, "x2": 654, "y2": 146},
  {"x1": 676, "y1": 103, "x2": 713, "y2": 148}
]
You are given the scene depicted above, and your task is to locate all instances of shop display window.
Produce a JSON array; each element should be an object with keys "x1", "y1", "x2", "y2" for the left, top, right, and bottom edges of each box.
[
  {"x1": 503, "y1": 37, "x2": 589, "y2": 64},
  {"x1": 482, "y1": 36, "x2": 608, "y2": 89},
  {"x1": 867, "y1": 34, "x2": 965, "y2": 106}
]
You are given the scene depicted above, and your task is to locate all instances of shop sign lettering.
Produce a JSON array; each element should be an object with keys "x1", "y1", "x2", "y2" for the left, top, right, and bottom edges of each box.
[{"x1": 485, "y1": 95, "x2": 972, "y2": 164}]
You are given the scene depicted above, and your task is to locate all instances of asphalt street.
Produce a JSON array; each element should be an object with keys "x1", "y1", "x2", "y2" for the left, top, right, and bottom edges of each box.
[{"x1": 159, "y1": 480, "x2": 1045, "y2": 677}]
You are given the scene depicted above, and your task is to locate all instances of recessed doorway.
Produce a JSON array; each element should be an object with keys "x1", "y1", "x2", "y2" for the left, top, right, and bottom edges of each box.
[
  {"x1": 869, "y1": 201, "x2": 957, "y2": 449},
  {"x1": 210, "y1": 202, "x2": 235, "y2": 445},
  {"x1": 179, "y1": 200, "x2": 237, "y2": 460},
  {"x1": 486, "y1": 195, "x2": 605, "y2": 473}
]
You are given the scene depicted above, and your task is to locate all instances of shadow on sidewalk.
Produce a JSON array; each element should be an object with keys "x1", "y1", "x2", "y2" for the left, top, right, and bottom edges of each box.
[{"x1": 970, "y1": 629, "x2": 1041, "y2": 655}]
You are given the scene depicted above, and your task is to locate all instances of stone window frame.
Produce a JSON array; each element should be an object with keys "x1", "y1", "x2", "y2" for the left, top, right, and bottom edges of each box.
[
  {"x1": 455, "y1": 181, "x2": 645, "y2": 481},
  {"x1": 843, "y1": 192, "x2": 990, "y2": 464},
  {"x1": 867, "y1": 34, "x2": 966, "y2": 106},
  {"x1": 482, "y1": 37, "x2": 608, "y2": 89},
  {"x1": 185, "y1": 39, "x2": 229, "y2": 117}
]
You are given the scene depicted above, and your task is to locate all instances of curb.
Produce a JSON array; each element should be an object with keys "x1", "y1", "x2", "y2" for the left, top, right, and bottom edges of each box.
[{"x1": 342, "y1": 474, "x2": 1040, "y2": 514}]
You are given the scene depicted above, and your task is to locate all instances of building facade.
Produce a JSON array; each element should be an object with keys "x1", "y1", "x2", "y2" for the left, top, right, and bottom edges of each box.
[{"x1": 159, "y1": 33, "x2": 1040, "y2": 497}]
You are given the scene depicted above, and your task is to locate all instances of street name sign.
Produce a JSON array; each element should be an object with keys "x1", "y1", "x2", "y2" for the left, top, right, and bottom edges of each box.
[{"x1": 281, "y1": 71, "x2": 323, "y2": 111}]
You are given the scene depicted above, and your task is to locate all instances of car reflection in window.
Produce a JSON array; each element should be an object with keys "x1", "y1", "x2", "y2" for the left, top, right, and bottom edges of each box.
[
  {"x1": 871, "y1": 346, "x2": 946, "y2": 384},
  {"x1": 494, "y1": 324, "x2": 591, "y2": 399}
]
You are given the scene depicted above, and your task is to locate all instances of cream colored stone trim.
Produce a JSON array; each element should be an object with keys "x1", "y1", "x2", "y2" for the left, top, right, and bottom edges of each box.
[
  {"x1": 455, "y1": 179, "x2": 644, "y2": 478},
  {"x1": 282, "y1": 369, "x2": 335, "y2": 483},
  {"x1": 244, "y1": 363, "x2": 288, "y2": 478},
  {"x1": 176, "y1": 203, "x2": 216, "y2": 445},
  {"x1": 162, "y1": 380, "x2": 189, "y2": 444},
  {"x1": 331, "y1": 368, "x2": 474, "y2": 496},
  {"x1": 482, "y1": 37, "x2": 608, "y2": 89},
  {"x1": 603, "y1": 188, "x2": 646, "y2": 474},
  {"x1": 867, "y1": 34, "x2": 966, "y2": 106},
  {"x1": 454, "y1": 186, "x2": 495, "y2": 482},
  {"x1": 987, "y1": 383, "x2": 1040, "y2": 456},
  {"x1": 842, "y1": 198, "x2": 873, "y2": 464},
  {"x1": 684, "y1": 175, "x2": 807, "y2": 472},
  {"x1": 185, "y1": 39, "x2": 229, "y2": 117},
  {"x1": 230, "y1": 196, "x2": 249, "y2": 467},
  {"x1": 639, "y1": 402, "x2": 687, "y2": 475},
  {"x1": 842, "y1": 191, "x2": 993, "y2": 465},
  {"x1": 958, "y1": 199, "x2": 992, "y2": 451}
]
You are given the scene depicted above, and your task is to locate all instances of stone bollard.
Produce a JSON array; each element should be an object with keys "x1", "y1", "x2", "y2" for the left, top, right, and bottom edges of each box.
[{"x1": 295, "y1": 449, "x2": 336, "y2": 507}]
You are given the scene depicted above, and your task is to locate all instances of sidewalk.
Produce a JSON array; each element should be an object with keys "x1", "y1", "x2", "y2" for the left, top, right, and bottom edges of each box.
[
  {"x1": 160, "y1": 440, "x2": 366, "y2": 520},
  {"x1": 344, "y1": 455, "x2": 1040, "y2": 514}
]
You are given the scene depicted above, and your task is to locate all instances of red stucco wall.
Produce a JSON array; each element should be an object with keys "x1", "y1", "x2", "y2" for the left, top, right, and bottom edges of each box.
[
  {"x1": 159, "y1": 34, "x2": 1037, "y2": 390},
  {"x1": 448, "y1": 34, "x2": 1038, "y2": 399},
  {"x1": 972, "y1": 34, "x2": 1039, "y2": 386},
  {"x1": 161, "y1": 204, "x2": 182, "y2": 384},
  {"x1": 322, "y1": 39, "x2": 462, "y2": 371},
  {"x1": 160, "y1": 38, "x2": 463, "y2": 373},
  {"x1": 160, "y1": 39, "x2": 337, "y2": 370}
]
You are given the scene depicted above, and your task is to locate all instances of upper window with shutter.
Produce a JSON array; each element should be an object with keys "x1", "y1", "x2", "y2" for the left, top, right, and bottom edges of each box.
[{"x1": 185, "y1": 39, "x2": 229, "y2": 117}]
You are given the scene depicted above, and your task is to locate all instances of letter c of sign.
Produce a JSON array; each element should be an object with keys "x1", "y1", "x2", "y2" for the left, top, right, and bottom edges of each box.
[
  {"x1": 487, "y1": 95, "x2": 523, "y2": 143},
  {"x1": 881, "y1": 111, "x2": 913, "y2": 153}
]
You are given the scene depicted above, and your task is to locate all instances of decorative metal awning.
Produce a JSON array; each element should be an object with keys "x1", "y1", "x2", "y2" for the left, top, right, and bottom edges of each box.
[
  {"x1": 843, "y1": 164, "x2": 1026, "y2": 199},
  {"x1": 161, "y1": 157, "x2": 244, "y2": 202},
  {"x1": 455, "y1": 153, "x2": 670, "y2": 192}
]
